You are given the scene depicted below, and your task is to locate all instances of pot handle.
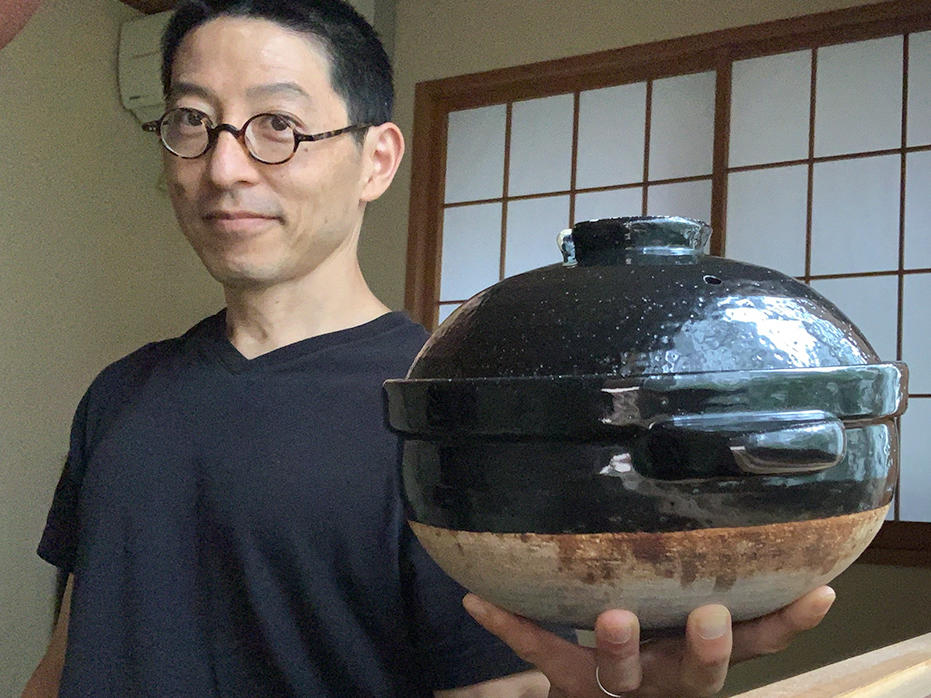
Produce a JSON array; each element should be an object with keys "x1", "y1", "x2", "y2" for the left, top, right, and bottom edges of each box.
[{"x1": 648, "y1": 410, "x2": 846, "y2": 475}]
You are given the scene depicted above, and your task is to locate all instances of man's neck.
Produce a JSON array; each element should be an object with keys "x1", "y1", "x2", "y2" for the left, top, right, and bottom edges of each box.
[{"x1": 222, "y1": 260, "x2": 390, "y2": 359}]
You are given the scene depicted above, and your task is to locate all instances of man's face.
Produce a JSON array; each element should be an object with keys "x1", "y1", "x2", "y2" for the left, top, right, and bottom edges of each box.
[{"x1": 163, "y1": 16, "x2": 370, "y2": 290}]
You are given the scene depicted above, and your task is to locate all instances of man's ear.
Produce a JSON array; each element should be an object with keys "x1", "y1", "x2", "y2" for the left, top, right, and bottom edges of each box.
[{"x1": 360, "y1": 122, "x2": 405, "y2": 203}]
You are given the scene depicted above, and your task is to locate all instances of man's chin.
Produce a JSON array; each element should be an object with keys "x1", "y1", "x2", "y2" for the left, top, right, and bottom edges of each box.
[{"x1": 204, "y1": 261, "x2": 283, "y2": 291}]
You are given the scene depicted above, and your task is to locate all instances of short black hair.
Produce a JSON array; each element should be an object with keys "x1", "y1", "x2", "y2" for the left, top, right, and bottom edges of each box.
[{"x1": 161, "y1": 0, "x2": 393, "y2": 128}]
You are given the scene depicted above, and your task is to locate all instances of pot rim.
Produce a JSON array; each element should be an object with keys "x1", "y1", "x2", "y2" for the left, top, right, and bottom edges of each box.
[{"x1": 385, "y1": 361, "x2": 907, "y2": 439}]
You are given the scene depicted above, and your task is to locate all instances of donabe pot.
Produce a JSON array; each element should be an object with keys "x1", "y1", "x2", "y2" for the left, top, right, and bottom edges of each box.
[{"x1": 385, "y1": 216, "x2": 907, "y2": 630}]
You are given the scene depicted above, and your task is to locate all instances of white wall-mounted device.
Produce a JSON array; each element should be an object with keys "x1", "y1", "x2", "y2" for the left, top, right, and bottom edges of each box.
[{"x1": 118, "y1": 10, "x2": 172, "y2": 124}]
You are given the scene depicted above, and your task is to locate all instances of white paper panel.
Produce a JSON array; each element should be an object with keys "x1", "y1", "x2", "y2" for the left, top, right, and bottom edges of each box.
[
  {"x1": 649, "y1": 71, "x2": 716, "y2": 180},
  {"x1": 905, "y1": 150, "x2": 931, "y2": 269},
  {"x1": 577, "y1": 83, "x2": 647, "y2": 188},
  {"x1": 444, "y1": 105, "x2": 507, "y2": 204},
  {"x1": 440, "y1": 203, "x2": 502, "y2": 301},
  {"x1": 437, "y1": 303, "x2": 460, "y2": 325},
  {"x1": 504, "y1": 195, "x2": 570, "y2": 278},
  {"x1": 907, "y1": 30, "x2": 931, "y2": 147},
  {"x1": 903, "y1": 273, "x2": 931, "y2": 393},
  {"x1": 899, "y1": 397, "x2": 931, "y2": 522},
  {"x1": 646, "y1": 179, "x2": 712, "y2": 225},
  {"x1": 730, "y1": 50, "x2": 811, "y2": 167},
  {"x1": 574, "y1": 188, "x2": 643, "y2": 224},
  {"x1": 809, "y1": 275, "x2": 898, "y2": 361},
  {"x1": 814, "y1": 36, "x2": 903, "y2": 157},
  {"x1": 810, "y1": 155, "x2": 900, "y2": 275},
  {"x1": 508, "y1": 94, "x2": 574, "y2": 196},
  {"x1": 726, "y1": 166, "x2": 808, "y2": 277}
]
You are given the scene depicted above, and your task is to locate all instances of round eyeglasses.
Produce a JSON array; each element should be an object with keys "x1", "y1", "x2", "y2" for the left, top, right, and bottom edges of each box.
[{"x1": 142, "y1": 107, "x2": 371, "y2": 165}]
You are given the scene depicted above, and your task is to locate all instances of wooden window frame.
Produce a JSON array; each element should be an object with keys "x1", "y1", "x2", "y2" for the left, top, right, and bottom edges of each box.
[{"x1": 404, "y1": 0, "x2": 931, "y2": 566}]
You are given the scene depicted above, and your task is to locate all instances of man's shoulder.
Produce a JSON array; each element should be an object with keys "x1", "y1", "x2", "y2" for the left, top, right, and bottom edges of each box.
[
  {"x1": 87, "y1": 311, "x2": 222, "y2": 397},
  {"x1": 372, "y1": 311, "x2": 430, "y2": 353},
  {"x1": 338, "y1": 311, "x2": 429, "y2": 374}
]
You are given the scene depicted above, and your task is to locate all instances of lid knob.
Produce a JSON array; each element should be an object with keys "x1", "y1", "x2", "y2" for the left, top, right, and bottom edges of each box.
[{"x1": 560, "y1": 216, "x2": 711, "y2": 265}]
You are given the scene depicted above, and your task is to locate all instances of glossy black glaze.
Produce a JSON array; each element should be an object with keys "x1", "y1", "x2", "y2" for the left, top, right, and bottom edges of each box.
[
  {"x1": 400, "y1": 422, "x2": 897, "y2": 533},
  {"x1": 386, "y1": 217, "x2": 908, "y2": 534},
  {"x1": 408, "y1": 254, "x2": 878, "y2": 380},
  {"x1": 386, "y1": 365, "x2": 905, "y2": 439}
]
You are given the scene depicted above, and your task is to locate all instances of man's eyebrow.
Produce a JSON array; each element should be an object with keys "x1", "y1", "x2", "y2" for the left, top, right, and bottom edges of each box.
[
  {"x1": 166, "y1": 82, "x2": 312, "y2": 104},
  {"x1": 245, "y1": 82, "x2": 312, "y2": 102},
  {"x1": 167, "y1": 81, "x2": 214, "y2": 102}
]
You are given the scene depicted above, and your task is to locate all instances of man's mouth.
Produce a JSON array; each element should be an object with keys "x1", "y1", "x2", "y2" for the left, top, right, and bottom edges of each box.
[
  {"x1": 202, "y1": 210, "x2": 281, "y2": 233},
  {"x1": 204, "y1": 210, "x2": 280, "y2": 220}
]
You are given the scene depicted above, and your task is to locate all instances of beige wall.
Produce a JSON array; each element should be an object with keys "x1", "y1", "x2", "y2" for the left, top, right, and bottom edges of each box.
[{"x1": 0, "y1": 0, "x2": 220, "y2": 691}]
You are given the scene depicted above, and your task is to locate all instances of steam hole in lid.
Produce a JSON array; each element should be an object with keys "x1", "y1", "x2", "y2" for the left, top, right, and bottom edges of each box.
[{"x1": 703, "y1": 275, "x2": 723, "y2": 285}]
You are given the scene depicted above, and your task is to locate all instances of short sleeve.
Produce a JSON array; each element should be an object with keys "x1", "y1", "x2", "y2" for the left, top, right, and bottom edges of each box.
[
  {"x1": 400, "y1": 522, "x2": 535, "y2": 690},
  {"x1": 37, "y1": 389, "x2": 91, "y2": 573}
]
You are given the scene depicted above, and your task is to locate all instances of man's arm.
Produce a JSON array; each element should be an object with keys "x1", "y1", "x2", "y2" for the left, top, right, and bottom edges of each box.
[{"x1": 22, "y1": 574, "x2": 73, "y2": 697}]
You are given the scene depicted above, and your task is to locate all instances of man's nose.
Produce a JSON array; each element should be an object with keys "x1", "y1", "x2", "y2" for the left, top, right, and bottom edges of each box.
[{"x1": 205, "y1": 128, "x2": 259, "y2": 185}]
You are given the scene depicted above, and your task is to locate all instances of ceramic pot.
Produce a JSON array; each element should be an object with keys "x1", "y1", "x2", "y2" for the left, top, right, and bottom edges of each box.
[{"x1": 385, "y1": 216, "x2": 907, "y2": 630}]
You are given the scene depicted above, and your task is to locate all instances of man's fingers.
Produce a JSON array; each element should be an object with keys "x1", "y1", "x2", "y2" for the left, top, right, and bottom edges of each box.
[
  {"x1": 463, "y1": 591, "x2": 831, "y2": 697},
  {"x1": 462, "y1": 594, "x2": 595, "y2": 696},
  {"x1": 731, "y1": 586, "x2": 836, "y2": 663},
  {"x1": 594, "y1": 609, "x2": 642, "y2": 694},
  {"x1": 679, "y1": 605, "x2": 733, "y2": 695}
]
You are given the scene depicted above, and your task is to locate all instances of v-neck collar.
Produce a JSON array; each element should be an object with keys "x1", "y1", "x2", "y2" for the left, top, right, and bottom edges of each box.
[{"x1": 193, "y1": 309, "x2": 411, "y2": 374}]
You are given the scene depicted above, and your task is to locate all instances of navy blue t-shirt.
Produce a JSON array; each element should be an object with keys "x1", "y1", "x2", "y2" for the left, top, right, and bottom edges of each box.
[{"x1": 38, "y1": 311, "x2": 531, "y2": 696}]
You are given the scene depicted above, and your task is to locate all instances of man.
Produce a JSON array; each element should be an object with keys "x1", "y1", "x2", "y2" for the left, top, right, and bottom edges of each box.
[{"x1": 24, "y1": 1, "x2": 835, "y2": 695}]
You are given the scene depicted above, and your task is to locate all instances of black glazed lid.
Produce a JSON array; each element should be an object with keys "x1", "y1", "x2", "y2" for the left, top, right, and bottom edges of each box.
[
  {"x1": 386, "y1": 217, "x2": 908, "y2": 538},
  {"x1": 408, "y1": 216, "x2": 879, "y2": 379},
  {"x1": 386, "y1": 217, "x2": 907, "y2": 479}
]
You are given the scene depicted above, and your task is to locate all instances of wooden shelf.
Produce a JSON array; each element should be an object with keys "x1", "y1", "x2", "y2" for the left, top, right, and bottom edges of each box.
[
  {"x1": 120, "y1": 0, "x2": 175, "y2": 13},
  {"x1": 734, "y1": 632, "x2": 931, "y2": 697}
]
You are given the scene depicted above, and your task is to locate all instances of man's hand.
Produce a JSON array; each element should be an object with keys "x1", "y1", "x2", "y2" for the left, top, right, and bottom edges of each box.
[{"x1": 463, "y1": 585, "x2": 836, "y2": 697}]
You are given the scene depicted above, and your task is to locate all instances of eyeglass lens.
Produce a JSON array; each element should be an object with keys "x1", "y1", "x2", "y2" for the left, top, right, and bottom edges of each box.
[{"x1": 159, "y1": 109, "x2": 298, "y2": 163}]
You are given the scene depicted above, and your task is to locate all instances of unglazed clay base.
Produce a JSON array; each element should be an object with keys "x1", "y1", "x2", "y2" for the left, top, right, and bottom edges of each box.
[{"x1": 410, "y1": 506, "x2": 887, "y2": 630}]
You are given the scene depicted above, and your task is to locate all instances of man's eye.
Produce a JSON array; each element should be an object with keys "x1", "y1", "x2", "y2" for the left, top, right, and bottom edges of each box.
[
  {"x1": 268, "y1": 114, "x2": 292, "y2": 131},
  {"x1": 172, "y1": 109, "x2": 207, "y2": 128}
]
